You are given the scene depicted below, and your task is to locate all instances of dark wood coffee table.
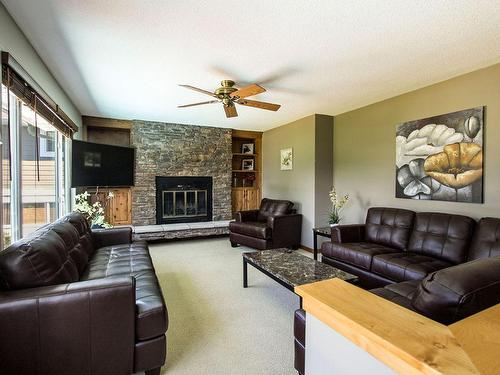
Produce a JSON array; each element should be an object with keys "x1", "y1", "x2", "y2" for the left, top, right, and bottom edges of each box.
[{"x1": 242, "y1": 249, "x2": 357, "y2": 295}]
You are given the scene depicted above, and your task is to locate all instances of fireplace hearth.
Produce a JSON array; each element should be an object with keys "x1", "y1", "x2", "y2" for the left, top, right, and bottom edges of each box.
[{"x1": 156, "y1": 176, "x2": 213, "y2": 224}]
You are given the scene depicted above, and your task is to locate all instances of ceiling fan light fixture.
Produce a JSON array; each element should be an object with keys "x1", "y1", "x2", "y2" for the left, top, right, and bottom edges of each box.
[{"x1": 178, "y1": 80, "x2": 281, "y2": 118}]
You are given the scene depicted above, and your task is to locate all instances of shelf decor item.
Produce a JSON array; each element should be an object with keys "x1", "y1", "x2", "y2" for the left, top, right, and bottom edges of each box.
[
  {"x1": 396, "y1": 107, "x2": 484, "y2": 203},
  {"x1": 242, "y1": 159, "x2": 254, "y2": 170},
  {"x1": 241, "y1": 143, "x2": 254, "y2": 154},
  {"x1": 328, "y1": 187, "x2": 349, "y2": 226},
  {"x1": 280, "y1": 148, "x2": 293, "y2": 170}
]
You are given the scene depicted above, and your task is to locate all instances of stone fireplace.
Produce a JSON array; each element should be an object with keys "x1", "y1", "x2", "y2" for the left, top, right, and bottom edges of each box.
[
  {"x1": 155, "y1": 176, "x2": 213, "y2": 224},
  {"x1": 131, "y1": 120, "x2": 232, "y2": 225}
]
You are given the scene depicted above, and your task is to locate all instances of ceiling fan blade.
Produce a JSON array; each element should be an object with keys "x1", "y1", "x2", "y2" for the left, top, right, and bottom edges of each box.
[
  {"x1": 178, "y1": 100, "x2": 219, "y2": 108},
  {"x1": 236, "y1": 99, "x2": 281, "y2": 111},
  {"x1": 224, "y1": 105, "x2": 238, "y2": 118},
  {"x1": 179, "y1": 84, "x2": 217, "y2": 98},
  {"x1": 230, "y1": 84, "x2": 266, "y2": 99}
]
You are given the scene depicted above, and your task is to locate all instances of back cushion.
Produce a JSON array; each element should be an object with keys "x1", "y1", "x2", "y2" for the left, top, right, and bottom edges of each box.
[
  {"x1": 365, "y1": 207, "x2": 415, "y2": 250},
  {"x1": 468, "y1": 217, "x2": 500, "y2": 260},
  {"x1": 257, "y1": 198, "x2": 293, "y2": 221},
  {"x1": 0, "y1": 212, "x2": 93, "y2": 291},
  {"x1": 412, "y1": 256, "x2": 500, "y2": 325},
  {"x1": 408, "y1": 212, "x2": 475, "y2": 264}
]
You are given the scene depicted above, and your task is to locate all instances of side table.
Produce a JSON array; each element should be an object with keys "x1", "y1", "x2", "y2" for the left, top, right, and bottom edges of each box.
[{"x1": 312, "y1": 226, "x2": 332, "y2": 260}]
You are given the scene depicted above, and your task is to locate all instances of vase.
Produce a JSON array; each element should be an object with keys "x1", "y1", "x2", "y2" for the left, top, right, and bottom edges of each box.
[{"x1": 329, "y1": 223, "x2": 339, "y2": 227}]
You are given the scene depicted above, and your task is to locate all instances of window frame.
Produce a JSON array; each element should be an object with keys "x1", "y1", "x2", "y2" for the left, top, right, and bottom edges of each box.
[{"x1": 2, "y1": 88, "x2": 69, "y2": 243}]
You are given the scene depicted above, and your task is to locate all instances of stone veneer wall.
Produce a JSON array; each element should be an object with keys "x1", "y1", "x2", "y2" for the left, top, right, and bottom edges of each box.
[{"x1": 131, "y1": 120, "x2": 232, "y2": 225}]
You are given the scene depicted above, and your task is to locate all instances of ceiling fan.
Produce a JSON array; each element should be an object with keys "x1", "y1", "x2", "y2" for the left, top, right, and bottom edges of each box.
[{"x1": 178, "y1": 80, "x2": 281, "y2": 118}]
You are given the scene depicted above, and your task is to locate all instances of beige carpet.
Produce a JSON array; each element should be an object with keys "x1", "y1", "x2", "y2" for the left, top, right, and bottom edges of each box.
[{"x1": 147, "y1": 237, "x2": 303, "y2": 375}]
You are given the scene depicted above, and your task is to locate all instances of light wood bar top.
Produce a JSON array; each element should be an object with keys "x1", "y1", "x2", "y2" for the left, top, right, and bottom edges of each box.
[{"x1": 295, "y1": 278, "x2": 499, "y2": 374}]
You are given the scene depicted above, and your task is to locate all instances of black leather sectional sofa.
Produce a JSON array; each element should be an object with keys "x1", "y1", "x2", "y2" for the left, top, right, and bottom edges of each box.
[{"x1": 294, "y1": 207, "x2": 500, "y2": 375}]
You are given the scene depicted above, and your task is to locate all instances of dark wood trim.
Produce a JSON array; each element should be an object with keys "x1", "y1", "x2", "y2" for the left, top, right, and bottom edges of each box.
[{"x1": 83, "y1": 115, "x2": 133, "y2": 130}]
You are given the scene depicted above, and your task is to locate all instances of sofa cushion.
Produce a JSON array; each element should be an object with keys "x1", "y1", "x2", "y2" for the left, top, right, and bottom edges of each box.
[
  {"x1": 468, "y1": 217, "x2": 500, "y2": 260},
  {"x1": 81, "y1": 241, "x2": 167, "y2": 341},
  {"x1": 370, "y1": 280, "x2": 420, "y2": 310},
  {"x1": 0, "y1": 213, "x2": 93, "y2": 290},
  {"x1": 365, "y1": 207, "x2": 415, "y2": 251},
  {"x1": 412, "y1": 256, "x2": 500, "y2": 324},
  {"x1": 229, "y1": 221, "x2": 272, "y2": 240},
  {"x1": 407, "y1": 212, "x2": 474, "y2": 264},
  {"x1": 257, "y1": 198, "x2": 293, "y2": 222},
  {"x1": 321, "y1": 241, "x2": 401, "y2": 270},
  {"x1": 82, "y1": 241, "x2": 154, "y2": 279},
  {"x1": 372, "y1": 252, "x2": 451, "y2": 282}
]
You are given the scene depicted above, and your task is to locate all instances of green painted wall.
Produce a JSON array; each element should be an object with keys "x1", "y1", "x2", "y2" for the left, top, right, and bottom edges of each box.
[
  {"x1": 263, "y1": 114, "x2": 333, "y2": 247},
  {"x1": 333, "y1": 63, "x2": 500, "y2": 223},
  {"x1": 0, "y1": 3, "x2": 82, "y2": 131}
]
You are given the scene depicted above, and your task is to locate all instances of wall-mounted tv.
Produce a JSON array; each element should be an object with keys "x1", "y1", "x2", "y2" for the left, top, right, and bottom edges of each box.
[{"x1": 71, "y1": 140, "x2": 135, "y2": 187}]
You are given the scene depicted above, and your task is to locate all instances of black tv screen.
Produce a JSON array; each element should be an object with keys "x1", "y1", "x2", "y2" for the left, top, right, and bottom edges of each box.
[{"x1": 71, "y1": 140, "x2": 135, "y2": 187}]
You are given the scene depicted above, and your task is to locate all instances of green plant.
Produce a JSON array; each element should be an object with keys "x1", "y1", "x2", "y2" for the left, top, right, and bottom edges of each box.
[
  {"x1": 328, "y1": 187, "x2": 349, "y2": 225},
  {"x1": 74, "y1": 191, "x2": 113, "y2": 228}
]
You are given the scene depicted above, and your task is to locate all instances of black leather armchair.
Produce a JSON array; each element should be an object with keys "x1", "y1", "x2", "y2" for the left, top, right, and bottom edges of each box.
[{"x1": 229, "y1": 198, "x2": 302, "y2": 250}]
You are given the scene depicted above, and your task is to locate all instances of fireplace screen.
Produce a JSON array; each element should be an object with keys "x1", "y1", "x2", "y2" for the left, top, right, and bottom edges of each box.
[
  {"x1": 156, "y1": 176, "x2": 212, "y2": 224},
  {"x1": 162, "y1": 189, "x2": 207, "y2": 218}
]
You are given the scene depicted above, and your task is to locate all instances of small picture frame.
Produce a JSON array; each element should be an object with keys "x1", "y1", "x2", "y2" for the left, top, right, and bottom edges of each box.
[
  {"x1": 242, "y1": 159, "x2": 255, "y2": 170},
  {"x1": 280, "y1": 148, "x2": 293, "y2": 170},
  {"x1": 241, "y1": 143, "x2": 254, "y2": 154}
]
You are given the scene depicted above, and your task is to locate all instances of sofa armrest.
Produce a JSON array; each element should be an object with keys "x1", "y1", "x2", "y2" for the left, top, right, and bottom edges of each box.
[
  {"x1": 235, "y1": 209, "x2": 259, "y2": 222},
  {"x1": 331, "y1": 224, "x2": 365, "y2": 243},
  {"x1": 267, "y1": 214, "x2": 302, "y2": 248},
  {"x1": 92, "y1": 226, "x2": 132, "y2": 248},
  {"x1": 0, "y1": 277, "x2": 136, "y2": 375},
  {"x1": 412, "y1": 256, "x2": 500, "y2": 325}
]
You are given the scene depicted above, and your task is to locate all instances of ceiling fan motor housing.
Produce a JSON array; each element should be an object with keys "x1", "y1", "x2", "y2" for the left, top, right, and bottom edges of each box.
[{"x1": 215, "y1": 80, "x2": 238, "y2": 100}]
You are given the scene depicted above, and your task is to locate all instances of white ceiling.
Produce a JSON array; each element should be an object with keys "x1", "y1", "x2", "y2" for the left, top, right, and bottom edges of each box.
[{"x1": 3, "y1": 0, "x2": 500, "y2": 131}]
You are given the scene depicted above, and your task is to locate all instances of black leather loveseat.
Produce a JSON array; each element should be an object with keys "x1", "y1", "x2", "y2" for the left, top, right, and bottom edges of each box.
[{"x1": 0, "y1": 212, "x2": 168, "y2": 375}]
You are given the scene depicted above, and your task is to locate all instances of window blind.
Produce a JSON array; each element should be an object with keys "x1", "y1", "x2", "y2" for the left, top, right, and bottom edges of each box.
[{"x1": 1, "y1": 52, "x2": 78, "y2": 138}]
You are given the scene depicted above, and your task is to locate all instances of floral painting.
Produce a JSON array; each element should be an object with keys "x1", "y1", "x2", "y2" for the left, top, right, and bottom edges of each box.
[
  {"x1": 396, "y1": 107, "x2": 484, "y2": 203},
  {"x1": 280, "y1": 148, "x2": 293, "y2": 170}
]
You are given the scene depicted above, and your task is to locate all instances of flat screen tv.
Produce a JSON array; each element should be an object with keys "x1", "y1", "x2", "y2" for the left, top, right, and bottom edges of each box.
[{"x1": 71, "y1": 140, "x2": 135, "y2": 187}]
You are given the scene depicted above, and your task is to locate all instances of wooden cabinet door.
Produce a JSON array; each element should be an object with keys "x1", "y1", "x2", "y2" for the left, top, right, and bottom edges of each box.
[
  {"x1": 245, "y1": 188, "x2": 260, "y2": 210},
  {"x1": 110, "y1": 188, "x2": 131, "y2": 225},
  {"x1": 232, "y1": 189, "x2": 246, "y2": 213}
]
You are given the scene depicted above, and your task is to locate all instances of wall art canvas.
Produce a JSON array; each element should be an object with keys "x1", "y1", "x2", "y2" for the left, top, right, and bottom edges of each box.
[
  {"x1": 396, "y1": 107, "x2": 484, "y2": 203},
  {"x1": 280, "y1": 148, "x2": 293, "y2": 170}
]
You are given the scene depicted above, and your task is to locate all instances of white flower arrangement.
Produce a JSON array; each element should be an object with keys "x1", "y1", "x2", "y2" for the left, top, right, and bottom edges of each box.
[
  {"x1": 74, "y1": 191, "x2": 113, "y2": 228},
  {"x1": 328, "y1": 187, "x2": 349, "y2": 225}
]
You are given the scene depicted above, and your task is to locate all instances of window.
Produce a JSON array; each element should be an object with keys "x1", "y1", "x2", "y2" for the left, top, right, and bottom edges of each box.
[
  {"x1": 1, "y1": 84, "x2": 70, "y2": 245},
  {"x1": 1, "y1": 85, "x2": 11, "y2": 246}
]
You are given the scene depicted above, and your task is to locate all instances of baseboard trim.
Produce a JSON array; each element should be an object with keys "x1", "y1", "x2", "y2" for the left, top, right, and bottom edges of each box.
[{"x1": 300, "y1": 245, "x2": 313, "y2": 253}]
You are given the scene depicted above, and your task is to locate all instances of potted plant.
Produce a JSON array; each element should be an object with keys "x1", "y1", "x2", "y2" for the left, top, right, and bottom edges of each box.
[
  {"x1": 328, "y1": 187, "x2": 349, "y2": 226},
  {"x1": 74, "y1": 190, "x2": 114, "y2": 229}
]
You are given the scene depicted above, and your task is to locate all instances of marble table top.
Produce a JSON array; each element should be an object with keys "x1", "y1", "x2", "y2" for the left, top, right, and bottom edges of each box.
[
  {"x1": 314, "y1": 226, "x2": 333, "y2": 236},
  {"x1": 243, "y1": 249, "x2": 357, "y2": 288}
]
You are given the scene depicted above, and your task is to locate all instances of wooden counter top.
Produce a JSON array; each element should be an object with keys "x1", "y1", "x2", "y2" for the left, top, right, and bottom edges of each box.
[{"x1": 295, "y1": 278, "x2": 499, "y2": 374}]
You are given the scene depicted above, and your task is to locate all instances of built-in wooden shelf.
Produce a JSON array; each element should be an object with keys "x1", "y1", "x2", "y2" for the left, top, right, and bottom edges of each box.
[
  {"x1": 232, "y1": 170, "x2": 260, "y2": 173},
  {"x1": 232, "y1": 153, "x2": 258, "y2": 157}
]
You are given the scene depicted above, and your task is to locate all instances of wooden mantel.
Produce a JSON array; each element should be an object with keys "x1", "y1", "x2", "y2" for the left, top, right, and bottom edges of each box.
[{"x1": 295, "y1": 278, "x2": 500, "y2": 374}]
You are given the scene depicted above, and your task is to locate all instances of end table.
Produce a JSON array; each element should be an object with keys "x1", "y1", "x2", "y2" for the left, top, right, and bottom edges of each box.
[{"x1": 312, "y1": 226, "x2": 332, "y2": 260}]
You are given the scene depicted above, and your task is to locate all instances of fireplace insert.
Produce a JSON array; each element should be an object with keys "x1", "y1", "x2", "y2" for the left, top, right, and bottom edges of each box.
[{"x1": 156, "y1": 176, "x2": 213, "y2": 224}]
